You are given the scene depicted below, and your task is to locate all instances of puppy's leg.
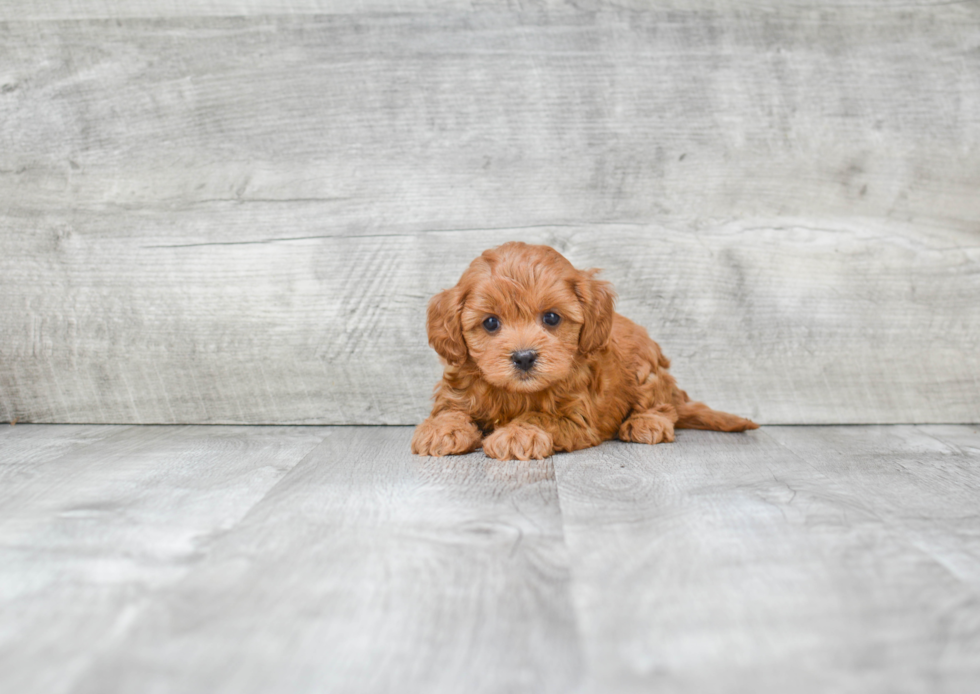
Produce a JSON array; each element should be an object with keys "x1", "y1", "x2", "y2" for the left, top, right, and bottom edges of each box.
[
  {"x1": 411, "y1": 410, "x2": 483, "y2": 456},
  {"x1": 483, "y1": 413, "x2": 603, "y2": 460},
  {"x1": 619, "y1": 403, "x2": 678, "y2": 445},
  {"x1": 483, "y1": 421, "x2": 553, "y2": 461}
]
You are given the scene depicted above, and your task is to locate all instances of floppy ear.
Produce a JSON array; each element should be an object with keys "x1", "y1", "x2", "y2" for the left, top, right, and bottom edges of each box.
[
  {"x1": 426, "y1": 286, "x2": 468, "y2": 366},
  {"x1": 574, "y1": 269, "x2": 616, "y2": 355}
]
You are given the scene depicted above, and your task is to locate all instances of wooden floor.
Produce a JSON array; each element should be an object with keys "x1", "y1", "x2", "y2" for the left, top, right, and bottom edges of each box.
[{"x1": 1, "y1": 424, "x2": 978, "y2": 693}]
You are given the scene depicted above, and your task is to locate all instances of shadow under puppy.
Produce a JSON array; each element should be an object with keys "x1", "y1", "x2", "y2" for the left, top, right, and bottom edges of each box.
[{"x1": 412, "y1": 242, "x2": 757, "y2": 460}]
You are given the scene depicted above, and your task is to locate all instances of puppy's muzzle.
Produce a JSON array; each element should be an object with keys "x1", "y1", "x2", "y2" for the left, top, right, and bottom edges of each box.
[{"x1": 511, "y1": 349, "x2": 537, "y2": 372}]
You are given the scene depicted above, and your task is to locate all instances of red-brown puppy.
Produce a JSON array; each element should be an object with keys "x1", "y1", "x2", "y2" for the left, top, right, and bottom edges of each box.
[{"x1": 412, "y1": 242, "x2": 757, "y2": 460}]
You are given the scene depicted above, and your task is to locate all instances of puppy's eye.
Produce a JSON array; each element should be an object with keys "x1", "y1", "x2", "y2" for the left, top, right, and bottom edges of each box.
[
  {"x1": 542, "y1": 312, "x2": 561, "y2": 327},
  {"x1": 482, "y1": 316, "x2": 500, "y2": 333}
]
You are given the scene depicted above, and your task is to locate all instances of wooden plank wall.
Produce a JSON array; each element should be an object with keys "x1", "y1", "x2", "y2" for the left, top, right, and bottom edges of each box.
[{"x1": 2, "y1": 2, "x2": 979, "y2": 425}]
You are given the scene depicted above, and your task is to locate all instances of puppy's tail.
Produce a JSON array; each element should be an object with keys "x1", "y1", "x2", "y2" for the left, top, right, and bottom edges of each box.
[{"x1": 675, "y1": 396, "x2": 759, "y2": 432}]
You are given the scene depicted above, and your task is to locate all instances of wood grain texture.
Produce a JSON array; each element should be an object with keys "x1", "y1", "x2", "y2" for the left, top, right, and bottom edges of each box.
[
  {"x1": 1, "y1": 8, "x2": 979, "y2": 424},
  {"x1": 4, "y1": 11, "x2": 979, "y2": 221},
  {"x1": 0, "y1": 424, "x2": 331, "y2": 694},
  {"x1": 3, "y1": 1, "x2": 975, "y2": 20},
  {"x1": 3, "y1": 424, "x2": 979, "y2": 693},
  {"x1": 2, "y1": 221, "x2": 977, "y2": 425},
  {"x1": 553, "y1": 426, "x2": 980, "y2": 693},
  {"x1": 766, "y1": 424, "x2": 980, "y2": 588},
  {"x1": 0, "y1": 424, "x2": 131, "y2": 483},
  {"x1": 58, "y1": 427, "x2": 581, "y2": 694}
]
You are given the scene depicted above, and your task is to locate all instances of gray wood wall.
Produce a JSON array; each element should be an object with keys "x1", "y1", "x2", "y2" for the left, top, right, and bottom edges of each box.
[{"x1": 2, "y1": 2, "x2": 979, "y2": 425}]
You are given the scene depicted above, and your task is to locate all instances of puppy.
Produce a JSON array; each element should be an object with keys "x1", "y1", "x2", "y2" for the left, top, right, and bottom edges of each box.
[{"x1": 411, "y1": 242, "x2": 757, "y2": 460}]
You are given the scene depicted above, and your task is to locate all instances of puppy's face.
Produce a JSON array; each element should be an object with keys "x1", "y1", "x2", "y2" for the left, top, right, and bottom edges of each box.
[
  {"x1": 460, "y1": 269, "x2": 584, "y2": 393},
  {"x1": 427, "y1": 243, "x2": 615, "y2": 393}
]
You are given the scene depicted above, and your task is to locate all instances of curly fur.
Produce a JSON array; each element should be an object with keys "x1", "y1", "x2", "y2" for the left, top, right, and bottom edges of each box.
[{"x1": 411, "y1": 242, "x2": 758, "y2": 460}]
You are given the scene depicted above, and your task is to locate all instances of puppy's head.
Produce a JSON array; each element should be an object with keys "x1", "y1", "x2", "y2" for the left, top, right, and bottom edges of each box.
[{"x1": 427, "y1": 242, "x2": 616, "y2": 393}]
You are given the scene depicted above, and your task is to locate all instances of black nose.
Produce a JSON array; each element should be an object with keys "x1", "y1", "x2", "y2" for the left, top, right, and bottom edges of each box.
[{"x1": 511, "y1": 349, "x2": 537, "y2": 372}]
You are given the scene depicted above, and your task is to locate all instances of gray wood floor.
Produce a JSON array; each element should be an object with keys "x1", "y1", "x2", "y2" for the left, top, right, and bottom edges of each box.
[{"x1": 1, "y1": 424, "x2": 978, "y2": 693}]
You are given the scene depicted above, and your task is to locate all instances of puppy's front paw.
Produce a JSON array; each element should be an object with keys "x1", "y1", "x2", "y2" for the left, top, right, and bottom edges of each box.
[
  {"x1": 619, "y1": 411, "x2": 675, "y2": 445},
  {"x1": 411, "y1": 412, "x2": 482, "y2": 456},
  {"x1": 482, "y1": 423, "x2": 554, "y2": 461}
]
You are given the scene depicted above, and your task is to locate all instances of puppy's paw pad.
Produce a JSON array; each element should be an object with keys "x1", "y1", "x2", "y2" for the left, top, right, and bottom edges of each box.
[
  {"x1": 411, "y1": 415, "x2": 481, "y2": 456},
  {"x1": 619, "y1": 412, "x2": 675, "y2": 445},
  {"x1": 483, "y1": 424, "x2": 554, "y2": 461}
]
